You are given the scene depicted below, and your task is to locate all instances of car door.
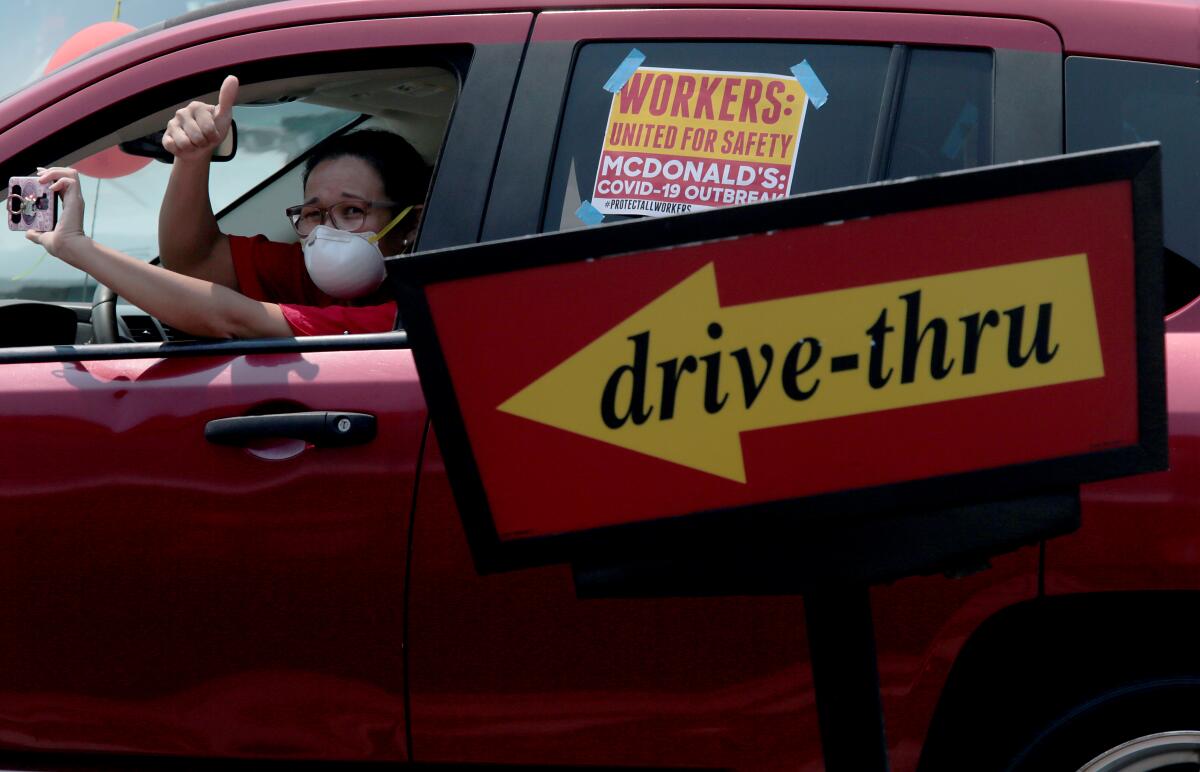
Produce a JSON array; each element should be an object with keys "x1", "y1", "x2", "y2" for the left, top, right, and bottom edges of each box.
[
  {"x1": 407, "y1": 8, "x2": 1061, "y2": 771},
  {"x1": 0, "y1": 7, "x2": 530, "y2": 764}
]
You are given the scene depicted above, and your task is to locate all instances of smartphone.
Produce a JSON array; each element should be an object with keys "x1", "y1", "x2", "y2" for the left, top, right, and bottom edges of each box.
[{"x1": 7, "y1": 176, "x2": 56, "y2": 231}]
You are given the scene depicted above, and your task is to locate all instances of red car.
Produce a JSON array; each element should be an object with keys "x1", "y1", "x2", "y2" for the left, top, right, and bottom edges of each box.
[{"x1": 0, "y1": 0, "x2": 1196, "y2": 769}]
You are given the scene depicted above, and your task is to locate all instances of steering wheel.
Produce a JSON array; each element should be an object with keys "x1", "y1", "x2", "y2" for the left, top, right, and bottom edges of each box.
[
  {"x1": 90, "y1": 255, "x2": 167, "y2": 343},
  {"x1": 90, "y1": 280, "x2": 120, "y2": 344}
]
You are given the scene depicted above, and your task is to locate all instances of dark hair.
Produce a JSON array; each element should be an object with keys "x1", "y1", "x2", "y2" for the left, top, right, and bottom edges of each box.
[{"x1": 302, "y1": 129, "x2": 431, "y2": 209}]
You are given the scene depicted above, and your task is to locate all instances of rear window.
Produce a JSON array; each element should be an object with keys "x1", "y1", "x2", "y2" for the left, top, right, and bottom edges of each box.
[
  {"x1": 544, "y1": 42, "x2": 993, "y2": 231},
  {"x1": 1066, "y1": 57, "x2": 1200, "y2": 303}
]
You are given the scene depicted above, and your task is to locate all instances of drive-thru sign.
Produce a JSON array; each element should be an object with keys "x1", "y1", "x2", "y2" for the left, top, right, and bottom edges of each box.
[
  {"x1": 391, "y1": 144, "x2": 1165, "y2": 574},
  {"x1": 499, "y1": 253, "x2": 1102, "y2": 484}
]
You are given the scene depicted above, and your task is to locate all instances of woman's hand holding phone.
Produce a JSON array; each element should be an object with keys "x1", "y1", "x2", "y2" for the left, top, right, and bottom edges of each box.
[{"x1": 23, "y1": 167, "x2": 87, "y2": 262}]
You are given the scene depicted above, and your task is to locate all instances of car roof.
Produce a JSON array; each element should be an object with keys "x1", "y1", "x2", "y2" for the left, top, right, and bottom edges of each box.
[
  {"x1": 4, "y1": 0, "x2": 1196, "y2": 135},
  {"x1": 154, "y1": 0, "x2": 1200, "y2": 69}
]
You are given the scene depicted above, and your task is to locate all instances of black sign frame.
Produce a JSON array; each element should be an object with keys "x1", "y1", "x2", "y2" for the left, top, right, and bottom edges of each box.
[{"x1": 390, "y1": 144, "x2": 1166, "y2": 575}]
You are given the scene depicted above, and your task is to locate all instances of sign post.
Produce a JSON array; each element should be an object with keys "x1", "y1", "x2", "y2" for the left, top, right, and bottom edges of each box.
[
  {"x1": 390, "y1": 144, "x2": 1166, "y2": 770},
  {"x1": 806, "y1": 584, "x2": 889, "y2": 771}
]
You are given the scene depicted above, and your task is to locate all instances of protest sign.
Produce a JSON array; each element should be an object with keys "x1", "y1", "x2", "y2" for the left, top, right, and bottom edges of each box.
[{"x1": 591, "y1": 63, "x2": 816, "y2": 217}]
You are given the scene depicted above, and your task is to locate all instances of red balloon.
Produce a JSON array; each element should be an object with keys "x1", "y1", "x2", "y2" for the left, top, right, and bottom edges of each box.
[
  {"x1": 46, "y1": 21, "x2": 152, "y2": 179},
  {"x1": 45, "y1": 21, "x2": 137, "y2": 74},
  {"x1": 73, "y1": 145, "x2": 153, "y2": 179}
]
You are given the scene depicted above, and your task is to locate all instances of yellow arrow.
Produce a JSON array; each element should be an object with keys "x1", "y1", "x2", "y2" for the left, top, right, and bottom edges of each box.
[{"x1": 500, "y1": 255, "x2": 1103, "y2": 483}]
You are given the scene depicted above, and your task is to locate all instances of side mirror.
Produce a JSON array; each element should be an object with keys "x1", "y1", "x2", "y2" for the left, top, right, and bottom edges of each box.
[{"x1": 119, "y1": 120, "x2": 238, "y2": 163}]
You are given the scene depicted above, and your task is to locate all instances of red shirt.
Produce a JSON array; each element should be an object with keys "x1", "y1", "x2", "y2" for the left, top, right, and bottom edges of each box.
[{"x1": 228, "y1": 234, "x2": 397, "y2": 336}]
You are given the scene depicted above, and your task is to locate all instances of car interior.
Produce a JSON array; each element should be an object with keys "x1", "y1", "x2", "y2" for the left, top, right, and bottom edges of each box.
[{"x1": 0, "y1": 65, "x2": 457, "y2": 346}]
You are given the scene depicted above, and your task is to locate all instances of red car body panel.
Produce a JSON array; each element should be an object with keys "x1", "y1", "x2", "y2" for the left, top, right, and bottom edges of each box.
[
  {"x1": 0, "y1": 350, "x2": 425, "y2": 759},
  {"x1": 2, "y1": 0, "x2": 1195, "y2": 136},
  {"x1": 408, "y1": 434, "x2": 1042, "y2": 770},
  {"x1": 0, "y1": 0, "x2": 1193, "y2": 768},
  {"x1": 1049, "y1": 298, "x2": 1200, "y2": 599}
]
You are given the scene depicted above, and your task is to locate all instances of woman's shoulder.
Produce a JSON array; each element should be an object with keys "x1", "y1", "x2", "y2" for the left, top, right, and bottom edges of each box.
[{"x1": 227, "y1": 234, "x2": 310, "y2": 303}]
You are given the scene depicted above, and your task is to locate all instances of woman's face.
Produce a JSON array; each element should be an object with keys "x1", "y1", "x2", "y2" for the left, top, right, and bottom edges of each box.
[{"x1": 303, "y1": 155, "x2": 410, "y2": 256}]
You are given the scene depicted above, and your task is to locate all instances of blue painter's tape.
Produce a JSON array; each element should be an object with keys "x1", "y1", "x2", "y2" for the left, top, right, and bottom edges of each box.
[
  {"x1": 941, "y1": 126, "x2": 966, "y2": 159},
  {"x1": 941, "y1": 102, "x2": 980, "y2": 159},
  {"x1": 576, "y1": 201, "x2": 605, "y2": 226},
  {"x1": 603, "y1": 48, "x2": 646, "y2": 93},
  {"x1": 791, "y1": 60, "x2": 828, "y2": 109},
  {"x1": 1121, "y1": 119, "x2": 1144, "y2": 142}
]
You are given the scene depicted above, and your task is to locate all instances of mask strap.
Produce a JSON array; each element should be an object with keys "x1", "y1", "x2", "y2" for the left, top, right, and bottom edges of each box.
[{"x1": 368, "y1": 205, "x2": 414, "y2": 244}]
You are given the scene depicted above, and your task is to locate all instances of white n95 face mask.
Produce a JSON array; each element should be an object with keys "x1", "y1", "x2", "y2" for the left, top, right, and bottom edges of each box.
[{"x1": 302, "y1": 205, "x2": 413, "y2": 299}]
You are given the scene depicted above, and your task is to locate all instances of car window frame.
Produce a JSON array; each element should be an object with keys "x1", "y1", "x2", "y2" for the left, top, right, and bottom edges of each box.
[{"x1": 0, "y1": 12, "x2": 533, "y2": 364}]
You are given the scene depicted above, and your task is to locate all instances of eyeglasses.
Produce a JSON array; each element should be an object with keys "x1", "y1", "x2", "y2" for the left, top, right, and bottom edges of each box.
[{"x1": 284, "y1": 199, "x2": 398, "y2": 237}]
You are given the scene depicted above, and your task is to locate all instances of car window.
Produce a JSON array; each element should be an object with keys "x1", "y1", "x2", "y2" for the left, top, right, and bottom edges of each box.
[
  {"x1": 1065, "y1": 57, "x2": 1200, "y2": 275},
  {"x1": 888, "y1": 48, "x2": 992, "y2": 178},
  {"x1": 543, "y1": 42, "x2": 994, "y2": 231},
  {"x1": 0, "y1": 101, "x2": 358, "y2": 303}
]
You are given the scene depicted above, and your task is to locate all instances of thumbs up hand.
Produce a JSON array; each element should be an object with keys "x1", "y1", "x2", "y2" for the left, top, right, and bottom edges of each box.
[{"x1": 162, "y1": 75, "x2": 239, "y2": 161}]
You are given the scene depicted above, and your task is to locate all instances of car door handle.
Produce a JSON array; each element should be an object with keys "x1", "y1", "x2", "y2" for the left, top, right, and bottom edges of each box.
[{"x1": 205, "y1": 411, "x2": 377, "y2": 448}]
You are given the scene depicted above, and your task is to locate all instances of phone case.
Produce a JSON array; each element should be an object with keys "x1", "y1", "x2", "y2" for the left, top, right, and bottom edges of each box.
[{"x1": 7, "y1": 176, "x2": 55, "y2": 231}]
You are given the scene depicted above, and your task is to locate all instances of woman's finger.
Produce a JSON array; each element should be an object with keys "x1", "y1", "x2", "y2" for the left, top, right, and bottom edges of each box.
[
  {"x1": 52, "y1": 179, "x2": 84, "y2": 213},
  {"x1": 194, "y1": 108, "x2": 221, "y2": 143},
  {"x1": 43, "y1": 175, "x2": 81, "y2": 214},
  {"x1": 214, "y1": 75, "x2": 239, "y2": 125},
  {"x1": 165, "y1": 124, "x2": 195, "y2": 154},
  {"x1": 178, "y1": 113, "x2": 208, "y2": 146},
  {"x1": 49, "y1": 178, "x2": 71, "y2": 193},
  {"x1": 37, "y1": 166, "x2": 79, "y2": 184}
]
